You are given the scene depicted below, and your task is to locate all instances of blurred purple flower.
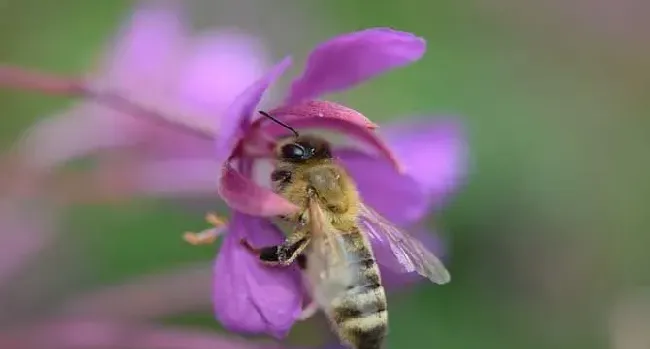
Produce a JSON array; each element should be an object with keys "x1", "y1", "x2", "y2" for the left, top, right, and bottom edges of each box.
[
  {"x1": 204, "y1": 28, "x2": 466, "y2": 338},
  {"x1": 14, "y1": 2, "x2": 269, "y2": 196}
]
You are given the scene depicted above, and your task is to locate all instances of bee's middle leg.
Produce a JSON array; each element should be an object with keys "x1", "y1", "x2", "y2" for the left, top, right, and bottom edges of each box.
[
  {"x1": 240, "y1": 230, "x2": 310, "y2": 267},
  {"x1": 296, "y1": 253, "x2": 308, "y2": 270}
]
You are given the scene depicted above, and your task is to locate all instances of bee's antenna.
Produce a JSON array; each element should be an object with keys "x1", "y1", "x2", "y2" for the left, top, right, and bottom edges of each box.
[{"x1": 258, "y1": 110, "x2": 299, "y2": 137}]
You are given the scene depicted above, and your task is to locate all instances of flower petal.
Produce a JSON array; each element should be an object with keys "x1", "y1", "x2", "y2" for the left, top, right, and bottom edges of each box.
[
  {"x1": 214, "y1": 57, "x2": 292, "y2": 166},
  {"x1": 134, "y1": 159, "x2": 219, "y2": 196},
  {"x1": 213, "y1": 213, "x2": 302, "y2": 338},
  {"x1": 374, "y1": 228, "x2": 447, "y2": 289},
  {"x1": 101, "y1": 2, "x2": 186, "y2": 93},
  {"x1": 17, "y1": 103, "x2": 141, "y2": 172},
  {"x1": 137, "y1": 31, "x2": 271, "y2": 160},
  {"x1": 287, "y1": 28, "x2": 426, "y2": 103},
  {"x1": 177, "y1": 30, "x2": 270, "y2": 117},
  {"x1": 336, "y1": 149, "x2": 428, "y2": 225},
  {"x1": 260, "y1": 107, "x2": 402, "y2": 171},
  {"x1": 218, "y1": 162, "x2": 299, "y2": 216},
  {"x1": 381, "y1": 118, "x2": 468, "y2": 206},
  {"x1": 260, "y1": 100, "x2": 377, "y2": 129}
]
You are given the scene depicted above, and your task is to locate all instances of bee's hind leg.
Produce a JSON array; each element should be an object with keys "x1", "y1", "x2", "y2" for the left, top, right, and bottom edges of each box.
[{"x1": 240, "y1": 230, "x2": 310, "y2": 267}]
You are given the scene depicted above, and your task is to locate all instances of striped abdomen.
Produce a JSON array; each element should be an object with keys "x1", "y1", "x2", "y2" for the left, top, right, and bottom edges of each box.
[{"x1": 327, "y1": 232, "x2": 388, "y2": 349}]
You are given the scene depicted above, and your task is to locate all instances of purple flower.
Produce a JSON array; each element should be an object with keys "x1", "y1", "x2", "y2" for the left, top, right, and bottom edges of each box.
[
  {"x1": 215, "y1": 28, "x2": 428, "y2": 215},
  {"x1": 207, "y1": 28, "x2": 466, "y2": 338}
]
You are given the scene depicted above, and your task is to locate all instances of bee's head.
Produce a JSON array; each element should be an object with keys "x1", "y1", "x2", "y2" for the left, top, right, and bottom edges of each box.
[
  {"x1": 276, "y1": 135, "x2": 332, "y2": 162},
  {"x1": 258, "y1": 110, "x2": 332, "y2": 163}
]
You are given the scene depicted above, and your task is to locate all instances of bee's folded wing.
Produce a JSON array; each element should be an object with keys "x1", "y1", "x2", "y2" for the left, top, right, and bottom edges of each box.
[
  {"x1": 358, "y1": 203, "x2": 451, "y2": 285},
  {"x1": 306, "y1": 197, "x2": 359, "y2": 305}
]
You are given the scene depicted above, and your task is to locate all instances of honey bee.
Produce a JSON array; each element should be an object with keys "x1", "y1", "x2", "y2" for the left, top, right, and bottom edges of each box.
[{"x1": 240, "y1": 111, "x2": 450, "y2": 349}]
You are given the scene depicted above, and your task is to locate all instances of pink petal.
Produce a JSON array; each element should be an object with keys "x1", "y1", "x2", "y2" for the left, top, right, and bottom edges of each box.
[
  {"x1": 381, "y1": 118, "x2": 467, "y2": 205},
  {"x1": 214, "y1": 57, "x2": 292, "y2": 166},
  {"x1": 336, "y1": 149, "x2": 427, "y2": 225},
  {"x1": 17, "y1": 103, "x2": 142, "y2": 172},
  {"x1": 213, "y1": 213, "x2": 302, "y2": 338},
  {"x1": 260, "y1": 100, "x2": 378, "y2": 129},
  {"x1": 218, "y1": 162, "x2": 299, "y2": 216},
  {"x1": 258, "y1": 109, "x2": 402, "y2": 171},
  {"x1": 100, "y1": 2, "x2": 186, "y2": 93},
  {"x1": 133, "y1": 159, "x2": 219, "y2": 196},
  {"x1": 177, "y1": 30, "x2": 270, "y2": 117},
  {"x1": 287, "y1": 28, "x2": 426, "y2": 103},
  {"x1": 142, "y1": 32, "x2": 270, "y2": 160}
]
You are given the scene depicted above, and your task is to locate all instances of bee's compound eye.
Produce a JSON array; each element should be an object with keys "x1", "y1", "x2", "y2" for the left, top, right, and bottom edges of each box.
[{"x1": 281, "y1": 144, "x2": 306, "y2": 160}]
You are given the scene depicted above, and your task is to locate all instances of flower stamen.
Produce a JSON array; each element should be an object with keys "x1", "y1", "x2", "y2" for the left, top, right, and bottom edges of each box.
[
  {"x1": 183, "y1": 213, "x2": 227, "y2": 245},
  {"x1": 205, "y1": 212, "x2": 225, "y2": 226}
]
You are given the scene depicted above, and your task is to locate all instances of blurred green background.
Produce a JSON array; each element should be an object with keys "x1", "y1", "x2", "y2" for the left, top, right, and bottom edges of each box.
[{"x1": 1, "y1": 0, "x2": 649, "y2": 348}]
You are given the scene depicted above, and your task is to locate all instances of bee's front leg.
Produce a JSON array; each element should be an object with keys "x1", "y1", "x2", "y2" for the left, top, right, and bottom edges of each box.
[{"x1": 240, "y1": 230, "x2": 310, "y2": 267}]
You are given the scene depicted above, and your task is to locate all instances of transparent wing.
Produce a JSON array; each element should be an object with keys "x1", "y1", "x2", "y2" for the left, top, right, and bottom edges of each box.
[
  {"x1": 305, "y1": 196, "x2": 359, "y2": 307},
  {"x1": 358, "y1": 202, "x2": 451, "y2": 285}
]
